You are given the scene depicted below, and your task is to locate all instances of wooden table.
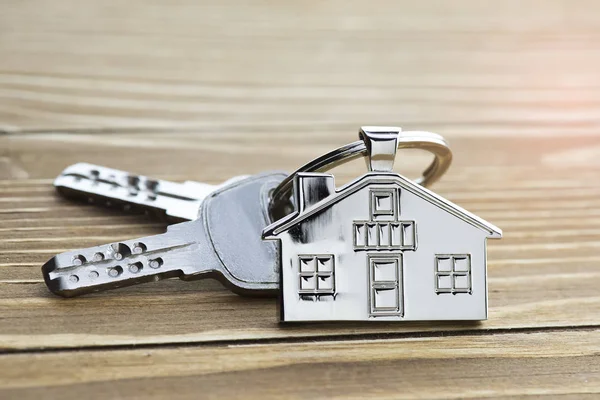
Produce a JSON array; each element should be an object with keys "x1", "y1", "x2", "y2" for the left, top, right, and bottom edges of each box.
[{"x1": 1, "y1": 1, "x2": 599, "y2": 398}]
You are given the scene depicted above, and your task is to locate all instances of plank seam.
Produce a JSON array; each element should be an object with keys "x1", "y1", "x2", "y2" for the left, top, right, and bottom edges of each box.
[
  {"x1": 2, "y1": 324, "x2": 599, "y2": 356},
  {"x1": 4, "y1": 127, "x2": 600, "y2": 137}
]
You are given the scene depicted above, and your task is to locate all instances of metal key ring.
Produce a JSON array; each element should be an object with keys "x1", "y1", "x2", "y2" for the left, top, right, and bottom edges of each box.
[{"x1": 268, "y1": 129, "x2": 453, "y2": 221}]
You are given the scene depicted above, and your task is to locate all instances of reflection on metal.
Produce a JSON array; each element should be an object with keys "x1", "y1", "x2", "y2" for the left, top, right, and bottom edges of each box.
[{"x1": 263, "y1": 127, "x2": 502, "y2": 322}]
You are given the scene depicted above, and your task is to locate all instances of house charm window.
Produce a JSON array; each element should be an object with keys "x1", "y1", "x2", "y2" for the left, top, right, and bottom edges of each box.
[
  {"x1": 298, "y1": 255, "x2": 335, "y2": 299},
  {"x1": 435, "y1": 255, "x2": 472, "y2": 294},
  {"x1": 371, "y1": 189, "x2": 397, "y2": 217},
  {"x1": 353, "y1": 188, "x2": 416, "y2": 251},
  {"x1": 353, "y1": 221, "x2": 416, "y2": 251}
]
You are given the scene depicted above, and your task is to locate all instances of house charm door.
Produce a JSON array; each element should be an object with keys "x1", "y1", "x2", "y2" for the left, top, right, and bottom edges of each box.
[
  {"x1": 263, "y1": 127, "x2": 502, "y2": 322},
  {"x1": 368, "y1": 254, "x2": 403, "y2": 318}
]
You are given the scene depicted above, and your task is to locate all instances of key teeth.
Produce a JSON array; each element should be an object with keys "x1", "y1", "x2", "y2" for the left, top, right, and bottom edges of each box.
[{"x1": 41, "y1": 238, "x2": 190, "y2": 297}]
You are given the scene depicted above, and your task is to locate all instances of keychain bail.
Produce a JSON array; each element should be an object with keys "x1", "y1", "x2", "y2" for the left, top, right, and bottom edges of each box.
[{"x1": 359, "y1": 126, "x2": 400, "y2": 172}]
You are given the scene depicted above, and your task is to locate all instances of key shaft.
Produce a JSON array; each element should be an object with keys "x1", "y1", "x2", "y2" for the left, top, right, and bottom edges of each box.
[
  {"x1": 54, "y1": 163, "x2": 247, "y2": 221},
  {"x1": 42, "y1": 222, "x2": 206, "y2": 297}
]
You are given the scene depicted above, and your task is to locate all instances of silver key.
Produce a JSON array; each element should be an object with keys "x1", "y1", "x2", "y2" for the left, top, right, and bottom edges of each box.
[
  {"x1": 54, "y1": 163, "x2": 248, "y2": 221},
  {"x1": 42, "y1": 172, "x2": 286, "y2": 297}
]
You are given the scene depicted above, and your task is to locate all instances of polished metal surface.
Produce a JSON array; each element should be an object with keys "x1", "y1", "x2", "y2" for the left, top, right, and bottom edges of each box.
[
  {"x1": 43, "y1": 172, "x2": 286, "y2": 297},
  {"x1": 263, "y1": 128, "x2": 501, "y2": 322},
  {"x1": 268, "y1": 128, "x2": 452, "y2": 221},
  {"x1": 358, "y1": 126, "x2": 400, "y2": 172},
  {"x1": 54, "y1": 163, "x2": 248, "y2": 221}
]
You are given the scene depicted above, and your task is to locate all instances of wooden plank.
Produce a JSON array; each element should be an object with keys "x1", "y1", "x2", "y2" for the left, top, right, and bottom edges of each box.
[
  {"x1": 1, "y1": 0, "x2": 599, "y2": 396},
  {"x1": 1, "y1": 133, "x2": 600, "y2": 350},
  {"x1": 1, "y1": 330, "x2": 599, "y2": 399},
  {"x1": 2, "y1": 0, "x2": 600, "y2": 134},
  {"x1": 1, "y1": 266, "x2": 599, "y2": 350}
]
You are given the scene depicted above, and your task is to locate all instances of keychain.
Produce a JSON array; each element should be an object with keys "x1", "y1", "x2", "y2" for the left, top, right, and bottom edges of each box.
[
  {"x1": 42, "y1": 127, "x2": 500, "y2": 324},
  {"x1": 263, "y1": 127, "x2": 502, "y2": 322}
]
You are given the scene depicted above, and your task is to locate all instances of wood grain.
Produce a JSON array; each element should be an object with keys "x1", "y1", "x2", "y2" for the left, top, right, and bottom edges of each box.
[
  {"x1": 2, "y1": 0, "x2": 600, "y2": 135},
  {"x1": 1, "y1": 0, "x2": 600, "y2": 398},
  {"x1": 2, "y1": 330, "x2": 600, "y2": 399},
  {"x1": 1, "y1": 133, "x2": 599, "y2": 353}
]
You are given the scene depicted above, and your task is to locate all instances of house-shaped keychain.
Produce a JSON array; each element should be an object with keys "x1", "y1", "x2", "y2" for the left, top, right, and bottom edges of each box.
[{"x1": 263, "y1": 127, "x2": 502, "y2": 322}]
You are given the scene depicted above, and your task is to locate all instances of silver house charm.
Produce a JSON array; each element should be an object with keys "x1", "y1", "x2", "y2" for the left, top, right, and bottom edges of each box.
[{"x1": 263, "y1": 127, "x2": 502, "y2": 322}]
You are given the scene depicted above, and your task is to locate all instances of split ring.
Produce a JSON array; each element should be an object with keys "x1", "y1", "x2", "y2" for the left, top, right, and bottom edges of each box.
[{"x1": 268, "y1": 128, "x2": 453, "y2": 221}]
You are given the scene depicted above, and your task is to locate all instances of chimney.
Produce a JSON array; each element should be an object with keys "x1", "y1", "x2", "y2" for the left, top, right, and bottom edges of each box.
[{"x1": 293, "y1": 172, "x2": 335, "y2": 213}]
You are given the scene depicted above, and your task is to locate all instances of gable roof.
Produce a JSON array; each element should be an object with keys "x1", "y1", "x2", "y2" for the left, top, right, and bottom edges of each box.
[{"x1": 263, "y1": 172, "x2": 502, "y2": 239}]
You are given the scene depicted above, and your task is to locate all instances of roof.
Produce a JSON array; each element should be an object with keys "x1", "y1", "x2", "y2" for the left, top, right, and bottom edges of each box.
[{"x1": 263, "y1": 172, "x2": 502, "y2": 239}]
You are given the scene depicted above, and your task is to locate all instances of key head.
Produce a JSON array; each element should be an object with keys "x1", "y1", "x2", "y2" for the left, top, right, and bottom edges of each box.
[{"x1": 186, "y1": 172, "x2": 286, "y2": 296}]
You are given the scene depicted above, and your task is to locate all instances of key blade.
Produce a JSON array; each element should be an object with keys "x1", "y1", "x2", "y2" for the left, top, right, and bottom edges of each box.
[
  {"x1": 54, "y1": 163, "x2": 200, "y2": 221},
  {"x1": 42, "y1": 222, "x2": 203, "y2": 297},
  {"x1": 54, "y1": 163, "x2": 247, "y2": 221}
]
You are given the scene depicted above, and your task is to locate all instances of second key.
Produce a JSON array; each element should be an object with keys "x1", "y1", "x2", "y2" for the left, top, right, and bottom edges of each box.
[{"x1": 54, "y1": 162, "x2": 249, "y2": 221}]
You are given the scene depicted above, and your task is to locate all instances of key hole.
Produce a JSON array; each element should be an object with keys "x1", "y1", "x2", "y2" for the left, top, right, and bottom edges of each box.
[
  {"x1": 127, "y1": 175, "x2": 141, "y2": 196},
  {"x1": 108, "y1": 243, "x2": 131, "y2": 260},
  {"x1": 108, "y1": 266, "x2": 123, "y2": 278},
  {"x1": 127, "y1": 175, "x2": 141, "y2": 189},
  {"x1": 128, "y1": 262, "x2": 143, "y2": 274},
  {"x1": 145, "y1": 180, "x2": 159, "y2": 201},
  {"x1": 148, "y1": 258, "x2": 163, "y2": 269},
  {"x1": 132, "y1": 242, "x2": 147, "y2": 254},
  {"x1": 72, "y1": 255, "x2": 87, "y2": 266}
]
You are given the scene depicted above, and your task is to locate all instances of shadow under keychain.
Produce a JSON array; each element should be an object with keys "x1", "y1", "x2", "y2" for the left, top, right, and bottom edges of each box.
[{"x1": 263, "y1": 127, "x2": 502, "y2": 322}]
